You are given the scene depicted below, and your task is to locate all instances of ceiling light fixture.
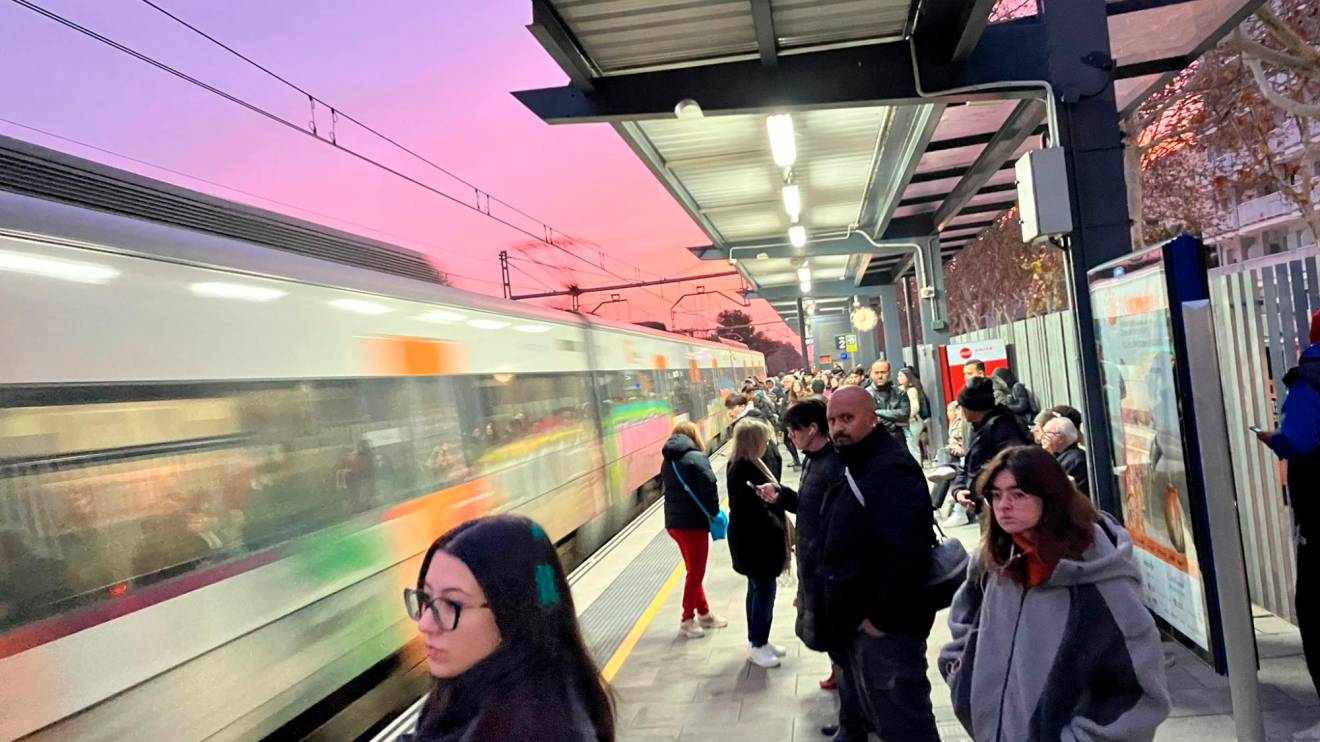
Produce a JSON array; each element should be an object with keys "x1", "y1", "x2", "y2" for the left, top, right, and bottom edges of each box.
[
  {"x1": 766, "y1": 114, "x2": 796, "y2": 168},
  {"x1": 782, "y1": 184, "x2": 802, "y2": 222},
  {"x1": 800, "y1": 278, "x2": 812, "y2": 293},
  {"x1": 788, "y1": 225, "x2": 807, "y2": 248},
  {"x1": 796, "y1": 267, "x2": 811, "y2": 282}
]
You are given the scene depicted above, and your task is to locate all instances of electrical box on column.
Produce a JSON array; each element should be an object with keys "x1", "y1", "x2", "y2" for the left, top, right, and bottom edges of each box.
[{"x1": 1016, "y1": 147, "x2": 1072, "y2": 244}]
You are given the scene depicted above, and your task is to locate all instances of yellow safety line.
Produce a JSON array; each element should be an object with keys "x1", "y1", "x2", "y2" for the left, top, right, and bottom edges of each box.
[{"x1": 601, "y1": 560, "x2": 685, "y2": 682}]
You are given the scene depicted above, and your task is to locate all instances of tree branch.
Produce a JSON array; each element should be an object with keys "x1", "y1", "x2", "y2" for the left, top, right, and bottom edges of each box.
[
  {"x1": 1255, "y1": 6, "x2": 1320, "y2": 70},
  {"x1": 1245, "y1": 56, "x2": 1320, "y2": 118},
  {"x1": 1226, "y1": 29, "x2": 1320, "y2": 79}
]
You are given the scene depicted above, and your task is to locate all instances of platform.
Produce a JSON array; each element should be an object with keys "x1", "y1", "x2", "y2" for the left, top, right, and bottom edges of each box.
[{"x1": 379, "y1": 441, "x2": 1320, "y2": 742}]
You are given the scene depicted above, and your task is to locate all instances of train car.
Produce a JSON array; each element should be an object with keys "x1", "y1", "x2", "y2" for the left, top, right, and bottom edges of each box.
[{"x1": 0, "y1": 139, "x2": 764, "y2": 740}]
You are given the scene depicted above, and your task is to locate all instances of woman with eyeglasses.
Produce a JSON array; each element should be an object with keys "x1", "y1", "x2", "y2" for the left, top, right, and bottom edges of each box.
[
  {"x1": 402, "y1": 514, "x2": 614, "y2": 741},
  {"x1": 938, "y1": 446, "x2": 1169, "y2": 741}
]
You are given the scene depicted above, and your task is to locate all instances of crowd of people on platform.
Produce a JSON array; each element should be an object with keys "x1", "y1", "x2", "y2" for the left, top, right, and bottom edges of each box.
[
  {"x1": 646, "y1": 359, "x2": 1173, "y2": 741},
  {"x1": 386, "y1": 304, "x2": 1320, "y2": 742}
]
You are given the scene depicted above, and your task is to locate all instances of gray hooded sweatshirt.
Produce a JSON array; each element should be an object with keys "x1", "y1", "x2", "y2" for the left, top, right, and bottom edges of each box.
[{"x1": 939, "y1": 514, "x2": 1170, "y2": 741}]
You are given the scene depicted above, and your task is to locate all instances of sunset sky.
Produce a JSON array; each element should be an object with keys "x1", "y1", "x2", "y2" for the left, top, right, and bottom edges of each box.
[{"x1": 1, "y1": 0, "x2": 798, "y2": 342}]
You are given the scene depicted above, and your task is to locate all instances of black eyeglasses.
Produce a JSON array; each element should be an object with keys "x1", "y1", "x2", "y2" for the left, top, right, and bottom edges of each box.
[{"x1": 403, "y1": 587, "x2": 489, "y2": 631}]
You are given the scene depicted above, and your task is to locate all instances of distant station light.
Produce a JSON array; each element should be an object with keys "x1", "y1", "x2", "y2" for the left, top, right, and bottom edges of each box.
[{"x1": 788, "y1": 224, "x2": 807, "y2": 248}]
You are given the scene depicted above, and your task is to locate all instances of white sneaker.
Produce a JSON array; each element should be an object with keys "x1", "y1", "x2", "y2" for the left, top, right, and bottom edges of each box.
[
  {"x1": 942, "y1": 511, "x2": 971, "y2": 529},
  {"x1": 768, "y1": 642, "x2": 787, "y2": 657},
  {"x1": 1295, "y1": 720, "x2": 1320, "y2": 741},
  {"x1": 747, "y1": 644, "x2": 781, "y2": 668},
  {"x1": 679, "y1": 619, "x2": 706, "y2": 639},
  {"x1": 697, "y1": 612, "x2": 728, "y2": 629}
]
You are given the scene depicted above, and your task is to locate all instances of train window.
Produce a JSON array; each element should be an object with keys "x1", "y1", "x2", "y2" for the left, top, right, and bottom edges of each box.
[{"x1": 0, "y1": 375, "x2": 472, "y2": 631}]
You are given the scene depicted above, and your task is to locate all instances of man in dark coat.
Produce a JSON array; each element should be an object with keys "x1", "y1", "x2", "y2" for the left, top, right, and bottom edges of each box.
[
  {"x1": 1259, "y1": 309, "x2": 1320, "y2": 726},
  {"x1": 755, "y1": 398, "x2": 852, "y2": 732},
  {"x1": 725, "y1": 392, "x2": 783, "y2": 480},
  {"x1": 867, "y1": 360, "x2": 909, "y2": 447},
  {"x1": 951, "y1": 377, "x2": 1031, "y2": 525},
  {"x1": 991, "y1": 367, "x2": 1038, "y2": 431},
  {"x1": 810, "y1": 386, "x2": 939, "y2": 741},
  {"x1": 1041, "y1": 416, "x2": 1089, "y2": 497}
]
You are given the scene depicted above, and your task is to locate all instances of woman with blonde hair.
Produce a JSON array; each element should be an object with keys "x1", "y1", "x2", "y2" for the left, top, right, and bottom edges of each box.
[
  {"x1": 725, "y1": 417, "x2": 788, "y2": 668},
  {"x1": 660, "y1": 421, "x2": 728, "y2": 638}
]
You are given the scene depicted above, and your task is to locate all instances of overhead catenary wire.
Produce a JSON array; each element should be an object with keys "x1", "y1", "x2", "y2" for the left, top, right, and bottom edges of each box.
[
  {"x1": 7, "y1": 0, "x2": 661, "y2": 295},
  {"x1": 10, "y1": 0, "x2": 773, "y2": 323},
  {"x1": 133, "y1": 0, "x2": 667, "y2": 285}
]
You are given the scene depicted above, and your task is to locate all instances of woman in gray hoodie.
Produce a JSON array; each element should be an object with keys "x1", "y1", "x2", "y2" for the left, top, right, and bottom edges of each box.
[{"x1": 939, "y1": 446, "x2": 1170, "y2": 742}]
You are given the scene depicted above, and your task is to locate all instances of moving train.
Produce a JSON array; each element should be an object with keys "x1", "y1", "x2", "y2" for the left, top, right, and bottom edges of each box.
[{"x1": 0, "y1": 137, "x2": 764, "y2": 740}]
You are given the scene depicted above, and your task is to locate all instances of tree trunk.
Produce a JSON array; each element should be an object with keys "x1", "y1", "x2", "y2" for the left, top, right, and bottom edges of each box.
[{"x1": 1121, "y1": 112, "x2": 1147, "y2": 248}]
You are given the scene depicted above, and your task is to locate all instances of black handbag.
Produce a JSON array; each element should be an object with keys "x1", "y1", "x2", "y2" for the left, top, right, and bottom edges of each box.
[
  {"x1": 926, "y1": 520, "x2": 970, "y2": 611},
  {"x1": 842, "y1": 468, "x2": 970, "y2": 611}
]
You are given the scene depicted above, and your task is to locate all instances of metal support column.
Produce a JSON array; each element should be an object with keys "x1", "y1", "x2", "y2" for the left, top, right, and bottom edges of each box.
[
  {"x1": 796, "y1": 296, "x2": 810, "y2": 371},
  {"x1": 876, "y1": 284, "x2": 905, "y2": 365},
  {"x1": 1041, "y1": 0, "x2": 1132, "y2": 516},
  {"x1": 914, "y1": 235, "x2": 951, "y2": 448}
]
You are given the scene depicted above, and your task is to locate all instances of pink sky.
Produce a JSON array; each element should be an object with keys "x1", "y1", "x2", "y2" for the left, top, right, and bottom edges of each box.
[{"x1": 1, "y1": 0, "x2": 798, "y2": 342}]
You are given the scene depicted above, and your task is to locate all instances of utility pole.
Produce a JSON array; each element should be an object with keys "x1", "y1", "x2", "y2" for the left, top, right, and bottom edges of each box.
[{"x1": 498, "y1": 250, "x2": 511, "y2": 300}]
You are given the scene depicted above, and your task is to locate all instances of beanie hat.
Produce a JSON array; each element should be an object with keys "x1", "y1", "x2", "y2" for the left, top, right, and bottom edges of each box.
[
  {"x1": 958, "y1": 377, "x2": 996, "y2": 412},
  {"x1": 1311, "y1": 309, "x2": 1320, "y2": 345}
]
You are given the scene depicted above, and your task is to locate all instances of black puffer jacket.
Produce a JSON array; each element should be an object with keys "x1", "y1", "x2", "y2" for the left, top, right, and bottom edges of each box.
[
  {"x1": 953, "y1": 405, "x2": 1031, "y2": 497},
  {"x1": 661, "y1": 434, "x2": 720, "y2": 531},
  {"x1": 774, "y1": 441, "x2": 844, "y2": 651},
  {"x1": 869, "y1": 382, "x2": 910, "y2": 435},
  {"x1": 727, "y1": 457, "x2": 787, "y2": 580},
  {"x1": 814, "y1": 426, "x2": 935, "y2": 648}
]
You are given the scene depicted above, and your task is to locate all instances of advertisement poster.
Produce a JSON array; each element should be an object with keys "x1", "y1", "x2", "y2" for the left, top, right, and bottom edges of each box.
[
  {"x1": 939, "y1": 338, "x2": 1009, "y2": 412},
  {"x1": 1089, "y1": 249, "x2": 1211, "y2": 651}
]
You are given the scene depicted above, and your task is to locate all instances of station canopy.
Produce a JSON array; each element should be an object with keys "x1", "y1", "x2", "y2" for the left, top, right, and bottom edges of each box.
[{"x1": 515, "y1": 0, "x2": 1259, "y2": 324}]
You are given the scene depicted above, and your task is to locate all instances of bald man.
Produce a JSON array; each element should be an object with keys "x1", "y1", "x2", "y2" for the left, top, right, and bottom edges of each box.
[
  {"x1": 811, "y1": 386, "x2": 939, "y2": 741},
  {"x1": 868, "y1": 360, "x2": 910, "y2": 448}
]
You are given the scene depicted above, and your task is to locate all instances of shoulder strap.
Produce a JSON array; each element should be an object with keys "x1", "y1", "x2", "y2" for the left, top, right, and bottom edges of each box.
[{"x1": 670, "y1": 461, "x2": 714, "y2": 520}]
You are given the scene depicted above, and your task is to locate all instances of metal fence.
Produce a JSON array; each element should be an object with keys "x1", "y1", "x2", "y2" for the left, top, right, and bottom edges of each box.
[
  {"x1": 950, "y1": 309, "x2": 1085, "y2": 416},
  {"x1": 1207, "y1": 248, "x2": 1319, "y2": 622}
]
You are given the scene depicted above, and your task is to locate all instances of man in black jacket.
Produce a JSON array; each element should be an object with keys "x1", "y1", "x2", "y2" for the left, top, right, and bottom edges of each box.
[
  {"x1": 811, "y1": 386, "x2": 939, "y2": 741},
  {"x1": 754, "y1": 398, "x2": 856, "y2": 737},
  {"x1": 951, "y1": 377, "x2": 1031, "y2": 524},
  {"x1": 867, "y1": 360, "x2": 909, "y2": 447}
]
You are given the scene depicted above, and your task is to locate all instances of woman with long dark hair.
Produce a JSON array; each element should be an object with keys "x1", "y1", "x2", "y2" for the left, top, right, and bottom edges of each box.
[
  {"x1": 403, "y1": 514, "x2": 614, "y2": 741},
  {"x1": 939, "y1": 446, "x2": 1168, "y2": 741},
  {"x1": 897, "y1": 367, "x2": 928, "y2": 464}
]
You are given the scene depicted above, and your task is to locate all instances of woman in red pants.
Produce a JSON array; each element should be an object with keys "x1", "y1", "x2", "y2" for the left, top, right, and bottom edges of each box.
[{"x1": 661, "y1": 421, "x2": 728, "y2": 638}]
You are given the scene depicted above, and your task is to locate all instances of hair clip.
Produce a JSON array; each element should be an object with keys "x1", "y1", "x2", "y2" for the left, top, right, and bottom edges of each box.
[{"x1": 535, "y1": 563, "x2": 560, "y2": 608}]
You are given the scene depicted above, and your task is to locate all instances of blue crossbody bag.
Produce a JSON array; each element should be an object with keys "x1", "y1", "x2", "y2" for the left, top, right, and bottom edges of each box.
[{"x1": 669, "y1": 462, "x2": 729, "y2": 540}]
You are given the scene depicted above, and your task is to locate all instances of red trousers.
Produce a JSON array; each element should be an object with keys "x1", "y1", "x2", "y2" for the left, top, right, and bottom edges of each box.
[{"x1": 667, "y1": 528, "x2": 710, "y2": 621}]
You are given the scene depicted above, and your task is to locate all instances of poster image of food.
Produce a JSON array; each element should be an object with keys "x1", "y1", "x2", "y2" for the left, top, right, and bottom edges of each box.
[{"x1": 1090, "y1": 253, "x2": 1211, "y2": 651}]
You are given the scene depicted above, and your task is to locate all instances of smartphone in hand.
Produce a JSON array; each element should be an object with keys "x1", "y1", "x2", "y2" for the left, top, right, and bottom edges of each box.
[{"x1": 1249, "y1": 425, "x2": 1265, "y2": 434}]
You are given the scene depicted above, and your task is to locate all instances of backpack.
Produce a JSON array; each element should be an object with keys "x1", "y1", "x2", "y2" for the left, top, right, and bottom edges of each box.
[
  {"x1": 918, "y1": 389, "x2": 931, "y2": 420},
  {"x1": 1025, "y1": 386, "x2": 1041, "y2": 416}
]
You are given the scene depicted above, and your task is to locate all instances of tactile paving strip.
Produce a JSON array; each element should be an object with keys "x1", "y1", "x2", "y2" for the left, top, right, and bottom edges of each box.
[{"x1": 577, "y1": 525, "x2": 680, "y2": 666}]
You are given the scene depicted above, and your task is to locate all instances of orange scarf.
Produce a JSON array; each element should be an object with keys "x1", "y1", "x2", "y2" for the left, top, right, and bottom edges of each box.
[{"x1": 1011, "y1": 533, "x2": 1052, "y2": 588}]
